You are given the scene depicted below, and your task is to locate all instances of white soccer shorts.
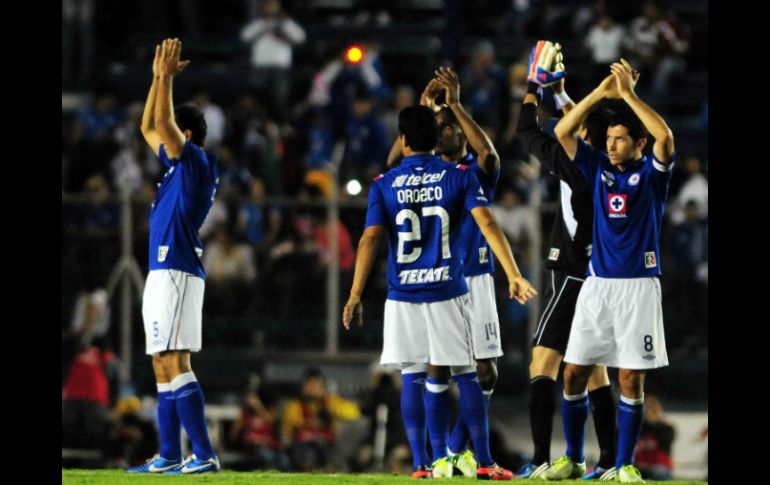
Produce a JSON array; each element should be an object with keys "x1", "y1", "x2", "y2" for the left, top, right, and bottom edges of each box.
[
  {"x1": 380, "y1": 294, "x2": 475, "y2": 369},
  {"x1": 564, "y1": 276, "x2": 669, "y2": 369},
  {"x1": 142, "y1": 269, "x2": 205, "y2": 355},
  {"x1": 465, "y1": 274, "x2": 503, "y2": 360}
]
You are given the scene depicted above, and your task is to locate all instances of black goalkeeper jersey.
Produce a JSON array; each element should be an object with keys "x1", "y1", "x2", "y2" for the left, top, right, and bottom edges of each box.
[{"x1": 515, "y1": 103, "x2": 593, "y2": 277}]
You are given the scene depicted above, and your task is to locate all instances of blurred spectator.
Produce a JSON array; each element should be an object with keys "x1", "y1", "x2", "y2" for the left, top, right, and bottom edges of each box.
[
  {"x1": 229, "y1": 387, "x2": 289, "y2": 471},
  {"x1": 199, "y1": 198, "x2": 229, "y2": 241},
  {"x1": 668, "y1": 199, "x2": 708, "y2": 354},
  {"x1": 62, "y1": 335, "x2": 118, "y2": 452},
  {"x1": 634, "y1": 394, "x2": 675, "y2": 480},
  {"x1": 240, "y1": 0, "x2": 306, "y2": 118},
  {"x1": 215, "y1": 144, "x2": 252, "y2": 201},
  {"x1": 310, "y1": 45, "x2": 392, "y2": 135},
  {"x1": 202, "y1": 224, "x2": 257, "y2": 316},
  {"x1": 625, "y1": 0, "x2": 690, "y2": 98},
  {"x1": 306, "y1": 109, "x2": 336, "y2": 172},
  {"x1": 282, "y1": 367, "x2": 361, "y2": 471},
  {"x1": 263, "y1": 212, "x2": 321, "y2": 318},
  {"x1": 111, "y1": 131, "x2": 148, "y2": 195},
  {"x1": 460, "y1": 41, "x2": 509, "y2": 135},
  {"x1": 64, "y1": 119, "x2": 120, "y2": 192},
  {"x1": 352, "y1": 368, "x2": 409, "y2": 473},
  {"x1": 77, "y1": 91, "x2": 125, "y2": 141},
  {"x1": 67, "y1": 175, "x2": 121, "y2": 287},
  {"x1": 237, "y1": 177, "x2": 281, "y2": 249},
  {"x1": 107, "y1": 396, "x2": 160, "y2": 468},
  {"x1": 501, "y1": 63, "x2": 529, "y2": 148},
  {"x1": 192, "y1": 89, "x2": 227, "y2": 150},
  {"x1": 669, "y1": 155, "x2": 708, "y2": 225},
  {"x1": 309, "y1": 210, "x2": 355, "y2": 273},
  {"x1": 383, "y1": 85, "x2": 416, "y2": 142},
  {"x1": 491, "y1": 188, "x2": 537, "y2": 261},
  {"x1": 584, "y1": 12, "x2": 625, "y2": 86},
  {"x1": 342, "y1": 91, "x2": 389, "y2": 186}
]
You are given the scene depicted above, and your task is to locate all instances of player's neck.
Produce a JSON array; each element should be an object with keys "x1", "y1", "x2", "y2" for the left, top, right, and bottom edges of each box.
[
  {"x1": 402, "y1": 148, "x2": 433, "y2": 158},
  {"x1": 440, "y1": 146, "x2": 468, "y2": 163},
  {"x1": 617, "y1": 154, "x2": 644, "y2": 172}
]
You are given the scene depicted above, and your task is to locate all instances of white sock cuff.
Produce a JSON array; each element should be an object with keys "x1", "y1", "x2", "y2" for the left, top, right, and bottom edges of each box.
[
  {"x1": 157, "y1": 383, "x2": 172, "y2": 393},
  {"x1": 426, "y1": 382, "x2": 450, "y2": 393},
  {"x1": 170, "y1": 371, "x2": 197, "y2": 392},
  {"x1": 563, "y1": 390, "x2": 589, "y2": 401},
  {"x1": 620, "y1": 393, "x2": 645, "y2": 406}
]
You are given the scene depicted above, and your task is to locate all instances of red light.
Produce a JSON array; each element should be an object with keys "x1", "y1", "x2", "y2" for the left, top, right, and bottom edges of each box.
[{"x1": 346, "y1": 46, "x2": 364, "y2": 64}]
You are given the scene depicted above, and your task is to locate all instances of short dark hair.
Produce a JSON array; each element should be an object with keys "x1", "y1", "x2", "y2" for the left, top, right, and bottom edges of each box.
[
  {"x1": 175, "y1": 104, "x2": 207, "y2": 147},
  {"x1": 607, "y1": 109, "x2": 648, "y2": 143},
  {"x1": 302, "y1": 366, "x2": 325, "y2": 382},
  {"x1": 398, "y1": 106, "x2": 439, "y2": 151}
]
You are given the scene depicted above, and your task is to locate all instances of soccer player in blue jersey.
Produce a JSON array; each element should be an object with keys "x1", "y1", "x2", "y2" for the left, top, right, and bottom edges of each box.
[
  {"x1": 515, "y1": 41, "x2": 620, "y2": 480},
  {"x1": 127, "y1": 38, "x2": 221, "y2": 475},
  {"x1": 429, "y1": 67, "x2": 506, "y2": 477},
  {"x1": 384, "y1": 72, "x2": 505, "y2": 478},
  {"x1": 543, "y1": 59, "x2": 675, "y2": 483},
  {"x1": 343, "y1": 106, "x2": 536, "y2": 480}
]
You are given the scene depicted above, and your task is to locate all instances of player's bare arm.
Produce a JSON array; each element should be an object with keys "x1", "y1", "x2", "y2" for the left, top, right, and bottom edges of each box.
[
  {"x1": 554, "y1": 74, "x2": 620, "y2": 160},
  {"x1": 611, "y1": 59, "x2": 675, "y2": 161},
  {"x1": 155, "y1": 38, "x2": 191, "y2": 159},
  {"x1": 342, "y1": 224, "x2": 385, "y2": 329},
  {"x1": 434, "y1": 67, "x2": 500, "y2": 176},
  {"x1": 140, "y1": 44, "x2": 164, "y2": 156},
  {"x1": 469, "y1": 206, "x2": 537, "y2": 305},
  {"x1": 385, "y1": 137, "x2": 403, "y2": 169}
]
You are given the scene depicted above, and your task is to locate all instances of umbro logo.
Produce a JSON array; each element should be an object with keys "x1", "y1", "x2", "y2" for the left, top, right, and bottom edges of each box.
[{"x1": 642, "y1": 354, "x2": 655, "y2": 361}]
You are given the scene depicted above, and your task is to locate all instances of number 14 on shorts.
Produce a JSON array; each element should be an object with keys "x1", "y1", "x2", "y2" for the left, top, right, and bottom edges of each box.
[{"x1": 484, "y1": 322, "x2": 497, "y2": 341}]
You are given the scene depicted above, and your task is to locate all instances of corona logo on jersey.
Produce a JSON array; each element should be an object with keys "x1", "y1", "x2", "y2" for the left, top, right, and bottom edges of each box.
[
  {"x1": 399, "y1": 266, "x2": 451, "y2": 285},
  {"x1": 608, "y1": 193, "x2": 627, "y2": 218}
]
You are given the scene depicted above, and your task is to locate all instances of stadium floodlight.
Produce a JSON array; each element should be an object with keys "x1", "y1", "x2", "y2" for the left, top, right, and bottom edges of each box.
[
  {"x1": 346, "y1": 179, "x2": 362, "y2": 196},
  {"x1": 345, "y1": 45, "x2": 364, "y2": 64}
]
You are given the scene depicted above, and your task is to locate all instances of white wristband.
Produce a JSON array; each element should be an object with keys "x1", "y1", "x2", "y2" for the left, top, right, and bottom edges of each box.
[{"x1": 553, "y1": 90, "x2": 573, "y2": 110}]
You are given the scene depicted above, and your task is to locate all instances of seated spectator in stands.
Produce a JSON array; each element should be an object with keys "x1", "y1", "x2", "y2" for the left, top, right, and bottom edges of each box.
[
  {"x1": 634, "y1": 394, "x2": 676, "y2": 480},
  {"x1": 107, "y1": 396, "x2": 160, "y2": 468},
  {"x1": 352, "y1": 368, "x2": 409, "y2": 473},
  {"x1": 584, "y1": 12, "x2": 625, "y2": 86},
  {"x1": 282, "y1": 367, "x2": 361, "y2": 471},
  {"x1": 230, "y1": 389, "x2": 288, "y2": 471}
]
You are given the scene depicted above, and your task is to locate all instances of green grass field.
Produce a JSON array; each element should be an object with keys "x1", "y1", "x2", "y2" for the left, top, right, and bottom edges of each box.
[{"x1": 62, "y1": 470, "x2": 708, "y2": 485}]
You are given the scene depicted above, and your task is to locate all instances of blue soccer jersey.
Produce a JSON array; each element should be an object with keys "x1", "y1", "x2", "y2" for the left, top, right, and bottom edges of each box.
[
  {"x1": 149, "y1": 140, "x2": 219, "y2": 278},
  {"x1": 573, "y1": 138, "x2": 675, "y2": 278},
  {"x1": 458, "y1": 152, "x2": 500, "y2": 277},
  {"x1": 365, "y1": 153, "x2": 490, "y2": 303}
]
